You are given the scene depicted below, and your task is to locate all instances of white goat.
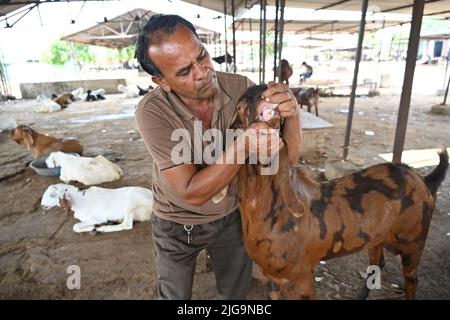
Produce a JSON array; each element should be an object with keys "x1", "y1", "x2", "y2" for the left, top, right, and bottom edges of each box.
[
  {"x1": 117, "y1": 84, "x2": 139, "y2": 98},
  {"x1": 35, "y1": 95, "x2": 61, "y2": 113},
  {"x1": 46, "y1": 151, "x2": 123, "y2": 186},
  {"x1": 41, "y1": 183, "x2": 153, "y2": 233}
]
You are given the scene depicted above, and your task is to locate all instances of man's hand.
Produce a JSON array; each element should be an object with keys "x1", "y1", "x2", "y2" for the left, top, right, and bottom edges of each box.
[
  {"x1": 244, "y1": 121, "x2": 284, "y2": 159},
  {"x1": 261, "y1": 81, "x2": 298, "y2": 119}
]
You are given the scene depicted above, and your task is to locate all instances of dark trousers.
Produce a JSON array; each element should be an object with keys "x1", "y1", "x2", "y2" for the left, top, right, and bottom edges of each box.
[{"x1": 151, "y1": 209, "x2": 252, "y2": 300}]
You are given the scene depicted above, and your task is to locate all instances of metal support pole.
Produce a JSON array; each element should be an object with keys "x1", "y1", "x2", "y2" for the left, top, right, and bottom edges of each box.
[
  {"x1": 224, "y1": 0, "x2": 229, "y2": 72},
  {"x1": 231, "y1": 0, "x2": 237, "y2": 73},
  {"x1": 273, "y1": 0, "x2": 280, "y2": 82},
  {"x1": 342, "y1": 0, "x2": 369, "y2": 160},
  {"x1": 259, "y1": 14, "x2": 262, "y2": 83},
  {"x1": 392, "y1": 0, "x2": 425, "y2": 163},
  {"x1": 443, "y1": 68, "x2": 450, "y2": 105},
  {"x1": 443, "y1": 52, "x2": 449, "y2": 89},
  {"x1": 250, "y1": 18, "x2": 254, "y2": 73},
  {"x1": 375, "y1": 17, "x2": 385, "y2": 90},
  {"x1": 262, "y1": 2, "x2": 267, "y2": 83},
  {"x1": 277, "y1": 0, "x2": 285, "y2": 83},
  {"x1": 259, "y1": 0, "x2": 267, "y2": 84}
]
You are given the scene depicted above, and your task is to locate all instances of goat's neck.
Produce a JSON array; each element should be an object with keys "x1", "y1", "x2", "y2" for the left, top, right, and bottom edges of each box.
[
  {"x1": 238, "y1": 148, "x2": 311, "y2": 220},
  {"x1": 63, "y1": 187, "x2": 85, "y2": 212}
]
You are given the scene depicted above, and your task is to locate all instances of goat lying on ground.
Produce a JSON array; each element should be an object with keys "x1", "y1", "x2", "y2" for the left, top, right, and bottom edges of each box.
[
  {"x1": 35, "y1": 95, "x2": 61, "y2": 113},
  {"x1": 46, "y1": 151, "x2": 123, "y2": 185},
  {"x1": 9, "y1": 125, "x2": 83, "y2": 158},
  {"x1": 292, "y1": 87, "x2": 320, "y2": 116},
  {"x1": 117, "y1": 84, "x2": 139, "y2": 98},
  {"x1": 41, "y1": 183, "x2": 153, "y2": 233},
  {"x1": 52, "y1": 93, "x2": 75, "y2": 108},
  {"x1": 235, "y1": 84, "x2": 448, "y2": 299}
]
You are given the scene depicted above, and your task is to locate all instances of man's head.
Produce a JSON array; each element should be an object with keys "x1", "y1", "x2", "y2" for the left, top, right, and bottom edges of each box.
[
  {"x1": 136, "y1": 14, "x2": 215, "y2": 100},
  {"x1": 302, "y1": 62, "x2": 306, "y2": 65}
]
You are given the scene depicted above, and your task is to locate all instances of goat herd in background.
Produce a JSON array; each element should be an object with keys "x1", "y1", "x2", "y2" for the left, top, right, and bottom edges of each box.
[
  {"x1": 8, "y1": 122, "x2": 153, "y2": 234},
  {"x1": 34, "y1": 84, "x2": 153, "y2": 113}
]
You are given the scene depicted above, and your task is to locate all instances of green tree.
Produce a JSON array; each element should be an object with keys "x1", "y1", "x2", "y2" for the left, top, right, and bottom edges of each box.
[
  {"x1": 42, "y1": 41, "x2": 72, "y2": 65},
  {"x1": 42, "y1": 41, "x2": 95, "y2": 67},
  {"x1": 116, "y1": 46, "x2": 135, "y2": 62}
]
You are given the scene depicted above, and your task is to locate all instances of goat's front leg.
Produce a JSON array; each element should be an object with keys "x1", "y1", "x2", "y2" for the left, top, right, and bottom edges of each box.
[
  {"x1": 284, "y1": 273, "x2": 315, "y2": 300},
  {"x1": 95, "y1": 212, "x2": 133, "y2": 233},
  {"x1": 73, "y1": 221, "x2": 96, "y2": 233},
  {"x1": 268, "y1": 281, "x2": 281, "y2": 300}
]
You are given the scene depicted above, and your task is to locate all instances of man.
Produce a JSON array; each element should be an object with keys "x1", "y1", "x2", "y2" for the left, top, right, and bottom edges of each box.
[
  {"x1": 135, "y1": 14, "x2": 302, "y2": 300},
  {"x1": 299, "y1": 61, "x2": 313, "y2": 84}
]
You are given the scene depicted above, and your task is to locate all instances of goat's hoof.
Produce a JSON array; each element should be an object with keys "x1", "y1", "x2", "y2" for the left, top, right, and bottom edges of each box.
[
  {"x1": 89, "y1": 229, "x2": 99, "y2": 236},
  {"x1": 353, "y1": 286, "x2": 370, "y2": 300}
]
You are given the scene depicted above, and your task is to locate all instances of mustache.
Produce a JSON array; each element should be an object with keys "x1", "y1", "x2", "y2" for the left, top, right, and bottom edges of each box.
[{"x1": 196, "y1": 71, "x2": 214, "y2": 89}]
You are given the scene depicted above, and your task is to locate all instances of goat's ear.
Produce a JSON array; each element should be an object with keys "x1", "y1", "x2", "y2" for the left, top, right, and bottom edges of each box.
[
  {"x1": 236, "y1": 101, "x2": 250, "y2": 129},
  {"x1": 59, "y1": 194, "x2": 72, "y2": 213},
  {"x1": 22, "y1": 128, "x2": 34, "y2": 148}
]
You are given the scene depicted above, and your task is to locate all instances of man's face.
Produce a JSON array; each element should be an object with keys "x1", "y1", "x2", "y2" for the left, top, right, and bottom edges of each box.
[{"x1": 148, "y1": 26, "x2": 216, "y2": 100}]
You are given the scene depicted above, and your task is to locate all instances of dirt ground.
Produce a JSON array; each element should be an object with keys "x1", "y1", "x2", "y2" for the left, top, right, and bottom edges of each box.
[{"x1": 0, "y1": 89, "x2": 449, "y2": 300}]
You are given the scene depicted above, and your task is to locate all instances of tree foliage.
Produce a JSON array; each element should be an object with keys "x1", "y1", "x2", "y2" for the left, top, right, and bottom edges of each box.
[{"x1": 42, "y1": 41, "x2": 95, "y2": 65}]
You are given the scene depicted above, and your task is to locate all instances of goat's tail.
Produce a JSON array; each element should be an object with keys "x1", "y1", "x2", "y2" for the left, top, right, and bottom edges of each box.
[{"x1": 424, "y1": 147, "x2": 449, "y2": 195}]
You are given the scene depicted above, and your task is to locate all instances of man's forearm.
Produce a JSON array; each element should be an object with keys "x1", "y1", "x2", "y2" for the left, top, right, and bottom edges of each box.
[{"x1": 183, "y1": 135, "x2": 246, "y2": 206}]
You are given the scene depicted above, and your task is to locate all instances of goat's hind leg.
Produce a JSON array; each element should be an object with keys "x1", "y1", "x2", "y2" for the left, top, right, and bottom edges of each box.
[
  {"x1": 354, "y1": 245, "x2": 385, "y2": 300},
  {"x1": 400, "y1": 248, "x2": 425, "y2": 299},
  {"x1": 96, "y1": 212, "x2": 133, "y2": 233},
  {"x1": 73, "y1": 221, "x2": 96, "y2": 233}
]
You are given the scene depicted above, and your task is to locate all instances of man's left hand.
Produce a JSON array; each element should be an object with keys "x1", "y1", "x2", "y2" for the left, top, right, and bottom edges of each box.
[{"x1": 261, "y1": 81, "x2": 299, "y2": 120}]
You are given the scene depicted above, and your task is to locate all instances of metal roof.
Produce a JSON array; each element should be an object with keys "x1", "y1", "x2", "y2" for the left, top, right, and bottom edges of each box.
[
  {"x1": 0, "y1": 0, "x2": 33, "y2": 17},
  {"x1": 234, "y1": 18, "x2": 410, "y2": 34},
  {"x1": 61, "y1": 8, "x2": 157, "y2": 49},
  {"x1": 182, "y1": 0, "x2": 450, "y2": 19},
  {"x1": 61, "y1": 8, "x2": 219, "y2": 49}
]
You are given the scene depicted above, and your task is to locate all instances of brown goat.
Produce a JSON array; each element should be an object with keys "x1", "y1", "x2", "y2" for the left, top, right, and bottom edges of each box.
[
  {"x1": 292, "y1": 87, "x2": 320, "y2": 117},
  {"x1": 235, "y1": 85, "x2": 448, "y2": 300},
  {"x1": 9, "y1": 125, "x2": 83, "y2": 158},
  {"x1": 52, "y1": 93, "x2": 75, "y2": 108}
]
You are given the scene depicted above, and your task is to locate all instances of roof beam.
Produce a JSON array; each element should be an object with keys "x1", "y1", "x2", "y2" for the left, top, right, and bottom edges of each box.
[
  {"x1": 382, "y1": 0, "x2": 440, "y2": 13},
  {"x1": 424, "y1": 9, "x2": 450, "y2": 16},
  {"x1": 315, "y1": 0, "x2": 352, "y2": 11}
]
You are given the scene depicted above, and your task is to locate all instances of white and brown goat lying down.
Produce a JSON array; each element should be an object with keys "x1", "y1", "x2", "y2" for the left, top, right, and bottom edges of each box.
[
  {"x1": 41, "y1": 184, "x2": 153, "y2": 233},
  {"x1": 46, "y1": 151, "x2": 123, "y2": 186},
  {"x1": 235, "y1": 85, "x2": 449, "y2": 300}
]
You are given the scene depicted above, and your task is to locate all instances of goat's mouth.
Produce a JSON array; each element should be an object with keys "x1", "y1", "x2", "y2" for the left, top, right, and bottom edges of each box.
[{"x1": 254, "y1": 101, "x2": 281, "y2": 129}]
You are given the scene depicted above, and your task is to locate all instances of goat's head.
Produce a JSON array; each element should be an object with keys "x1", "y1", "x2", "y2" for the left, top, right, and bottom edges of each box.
[
  {"x1": 9, "y1": 125, "x2": 34, "y2": 148},
  {"x1": 45, "y1": 152, "x2": 60, "y2": 168},
  {"x1": 41, "y1": 184, "x2": 71, "y2": 210},
  {"x1": 61, "y1": 92, "x2": 75, "y2": 103},
  {"x1": 235, "y1": 84, "x2": 281, "y2": 130}
]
